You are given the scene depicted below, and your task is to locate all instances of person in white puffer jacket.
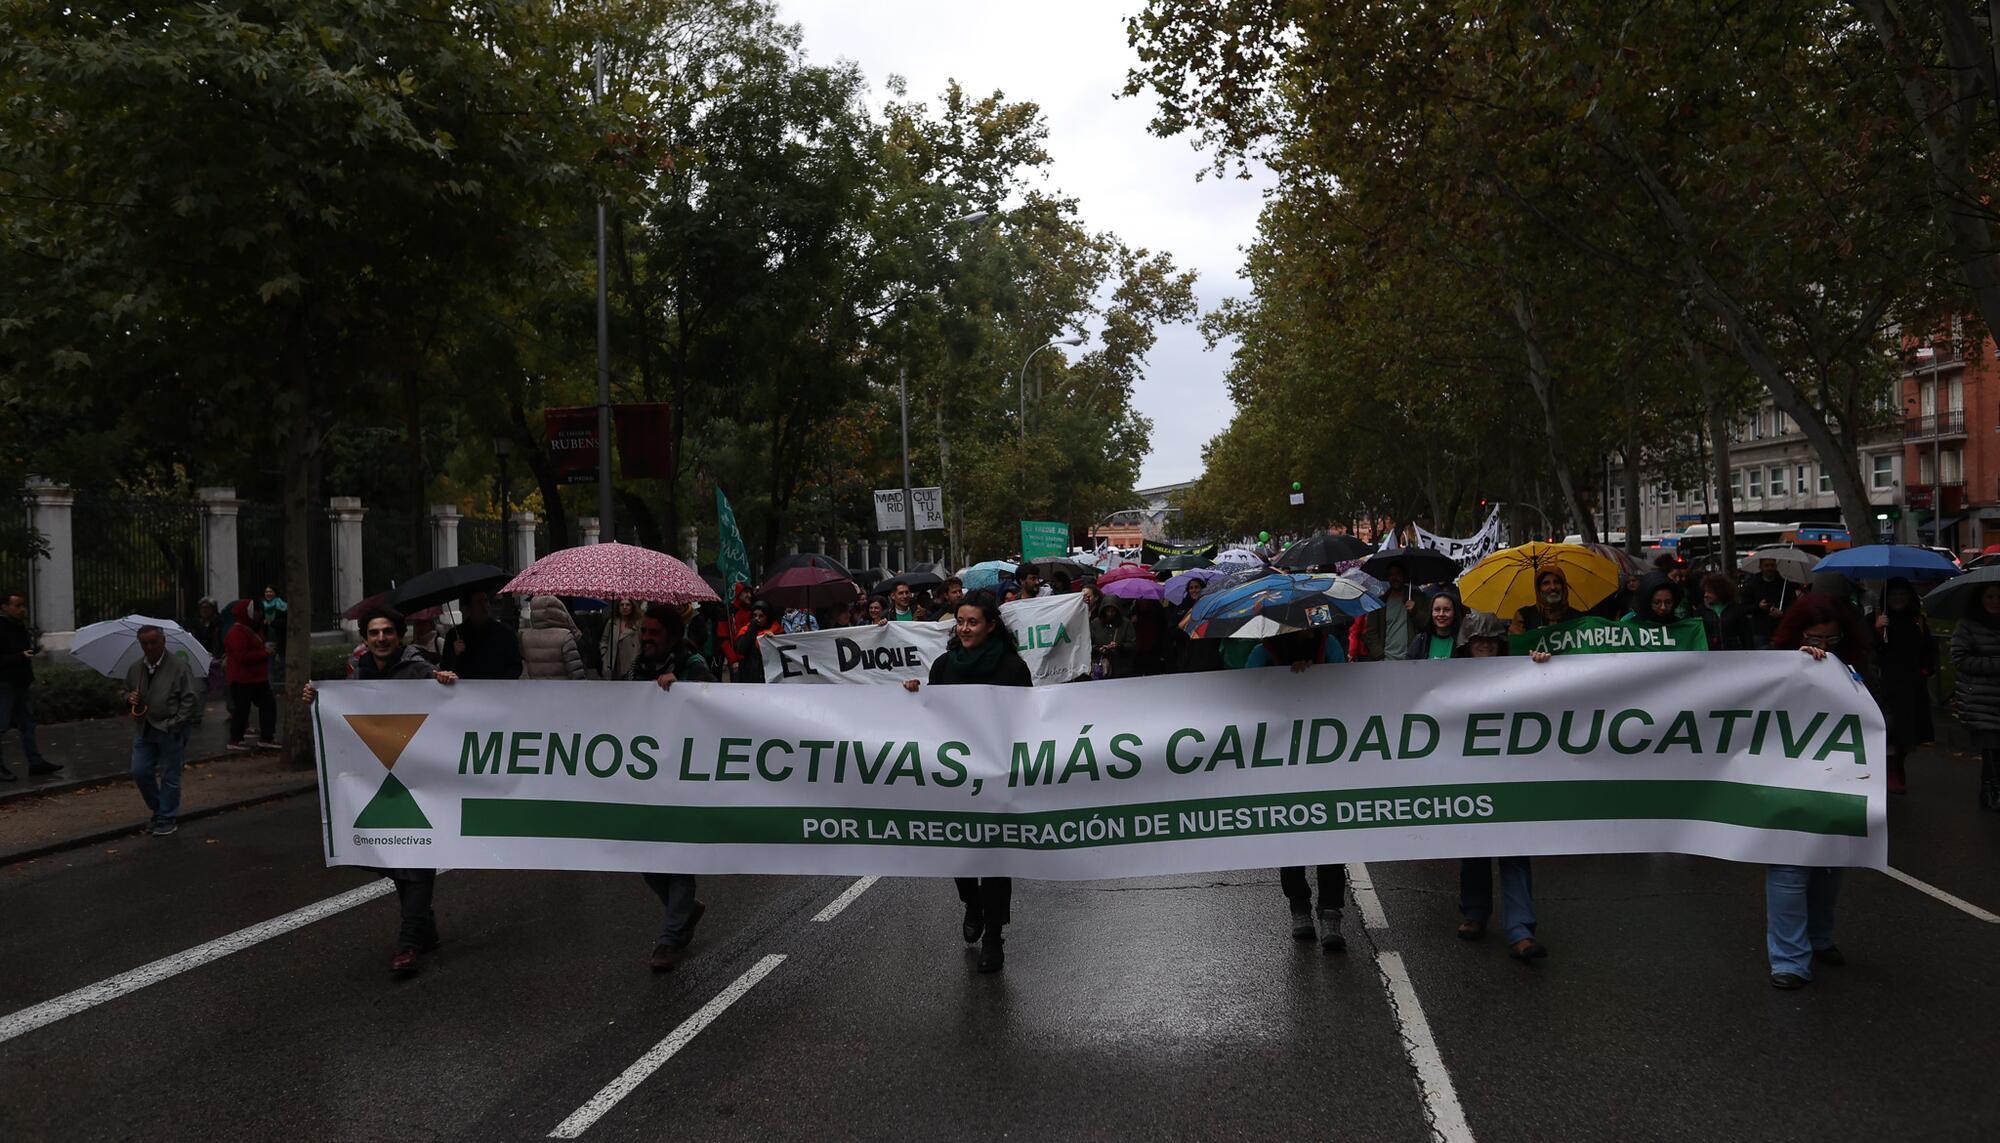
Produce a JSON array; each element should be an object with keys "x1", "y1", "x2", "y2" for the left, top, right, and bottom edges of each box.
[{"x1": 521, "y1": 595, "x2": 587, "y2": 680}]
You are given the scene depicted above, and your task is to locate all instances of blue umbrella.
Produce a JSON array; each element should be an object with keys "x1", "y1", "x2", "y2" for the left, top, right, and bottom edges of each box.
[
  {"x1": 1185, "y1": 571, "x2": 1382, "y2": 639},
  {"x1": 1813, "y1": 544, "x2": 1960, "y2": 582},
  {"x1": 960, "y1": 560, "x2": 1018, "y2": 592},
  {"x1": 1164, "y1": 567, "x2": 1230, "y2": 604}
]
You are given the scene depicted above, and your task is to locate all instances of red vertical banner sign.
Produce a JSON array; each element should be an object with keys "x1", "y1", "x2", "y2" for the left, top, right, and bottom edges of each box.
[
  {"x1": 543, "y1": 407, "x2": 600, "y2": 484},
  {"x1": 612, "y1": 403, "x2": 674, "y2": 480}
]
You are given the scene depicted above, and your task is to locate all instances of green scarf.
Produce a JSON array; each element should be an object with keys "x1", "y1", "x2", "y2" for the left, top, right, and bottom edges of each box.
[{"x1": 945, "y1": 636, "x2": 1006, "y2": 679}]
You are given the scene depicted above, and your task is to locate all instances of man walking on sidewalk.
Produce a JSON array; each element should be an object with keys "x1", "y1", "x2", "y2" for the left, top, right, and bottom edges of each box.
[
  {"x1": 0, "y1": 590, "x2": 61, "y2": 782},
  {"x1": 125, "y1": 624, "x2": 201, "y2": 835}
]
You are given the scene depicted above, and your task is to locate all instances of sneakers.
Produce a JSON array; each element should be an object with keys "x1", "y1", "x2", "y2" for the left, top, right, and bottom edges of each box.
[
  {"x1": 149, "y1": 821, "x2": 178, "y2": 837},
  {"x1": 390, "y1": 947, "x2": 425, "y2": 975},
  {"x1": 1289, "y1": 908, "x2": 1316, "y2": 940},
  {"x1": 225, "y1": 741, "x2": 250, "y2": 752},
  {"x1": 256, "y1": 738, "x2": 278, "y2": 749},
  {"x1": 1316, "y1": 910, "x2": 1346, "y2": 953}
]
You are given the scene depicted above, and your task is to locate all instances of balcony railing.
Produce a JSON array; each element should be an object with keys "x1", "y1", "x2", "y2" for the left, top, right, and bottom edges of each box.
[
  {"x1": 1905, "y1": 482, "x2": 1966, "y2": 512},
  {"x1": 1905, "y1": 410, "x2": 1967, "y2": 439}
]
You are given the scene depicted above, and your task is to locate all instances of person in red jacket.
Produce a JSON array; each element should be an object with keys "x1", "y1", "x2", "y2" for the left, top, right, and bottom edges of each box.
[{"x1": 223, "y1": 599, "x2": 276, "y2": 748}]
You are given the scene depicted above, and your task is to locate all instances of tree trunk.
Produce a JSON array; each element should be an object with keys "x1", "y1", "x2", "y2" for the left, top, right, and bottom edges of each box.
[
  {"x1": 279, "y1": 400, "x2": 321, "y2": 772},
  {"x1": 508, "y1": 400, "x2": 571, "y2": 548},
  {"x1": 1682, "y1": 332, "x2": 1740, "y2": 572},
  {"x1": 1509, "y1": 291, "x2": 1597, "y2": 543}
]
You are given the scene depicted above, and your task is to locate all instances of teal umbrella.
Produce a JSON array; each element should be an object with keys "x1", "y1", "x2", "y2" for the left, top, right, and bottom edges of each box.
[{"x1": 959, "y1": 560, "x2": 1018, "y2": 592}]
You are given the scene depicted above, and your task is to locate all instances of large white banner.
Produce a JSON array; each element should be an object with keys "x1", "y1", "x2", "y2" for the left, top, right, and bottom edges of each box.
[
  {"x1": 760, "y1": 594, "x2": 1089, "y2": 687},
  {"x1": 314, "y1": 652, "x2": 1885, "y2": 878},
  {"x1": 1414, "y1": 507, "x2": 1503, "y2": 567}
]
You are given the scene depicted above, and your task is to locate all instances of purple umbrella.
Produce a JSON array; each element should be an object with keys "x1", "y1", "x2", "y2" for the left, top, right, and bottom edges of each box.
[
  {"x1": 1164, "y1": 567, "x2": 1230, "y2": 604},
  {"x1": 1102, "y1": 577, "x2": 1167, "y2": 602}
]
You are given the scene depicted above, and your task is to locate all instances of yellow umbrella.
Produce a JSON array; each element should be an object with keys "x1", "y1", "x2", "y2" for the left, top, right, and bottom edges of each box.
[{"x1": 1458, "y1": 542, "x2": 1622, "y2": 618}]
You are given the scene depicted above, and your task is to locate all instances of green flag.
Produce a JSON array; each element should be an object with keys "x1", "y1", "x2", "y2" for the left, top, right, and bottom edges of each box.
[
  {"x1": 1509, "y1": 616, "x2": 1709, "y2": 657},
  {"x1": 716, "y1": 486, "x2": 751, "y2": 598}
]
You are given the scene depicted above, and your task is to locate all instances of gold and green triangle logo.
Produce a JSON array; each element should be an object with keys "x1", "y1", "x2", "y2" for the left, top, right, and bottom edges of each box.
[{"x1": 346, "y1": 714, "x2": 432, "y2": 830}]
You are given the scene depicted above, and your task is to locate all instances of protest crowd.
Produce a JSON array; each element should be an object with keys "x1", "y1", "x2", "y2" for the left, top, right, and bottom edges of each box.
[{"x1": 8, "y1": 524, "x2": 1959, "y2": 993}]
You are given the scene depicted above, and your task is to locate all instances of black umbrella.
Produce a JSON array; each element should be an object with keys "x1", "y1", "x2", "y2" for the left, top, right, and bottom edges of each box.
[
  {"x1": 767, "y1": 552, "x2": 854, "y2": 579},
  {"x1": 1273, "y1": 534, "x2": 1373, "y2": 570},
  {"x1": 755, "y1": 566, "x2": 862, "y2": 610},
  {"x1": 1025, "y1": 556, "x2": 1090, "y2": 580},
  {"x1": 870, "y1": 570, "x2": 945, "y2": 596},
  {"x1": 386, "y1": 564, "x2": 509, "y2": 613},
  {"x1": 1154, "y1": 553, "x2": 1213, "y2": 572},
  {"x1": 1922, "y1": 566, "x2": 2000, "y2": 620},
  {"x1": 1361, "y1": 548, "x2": 1462, "y2": 586},
  {"x1": 851, "y1": 567, "x2": 887, "y2": 590}
]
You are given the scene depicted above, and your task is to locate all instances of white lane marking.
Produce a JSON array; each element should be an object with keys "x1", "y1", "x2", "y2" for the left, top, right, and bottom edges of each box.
[
  {"x1": 811, "y1": 876, "x2": 879, "y2": 923},
  {"x1": 1884, "y1": 866, "x2": 2000, "y2": 923},
  {"x1": 549, "y1": 953, "x2": 787, "y2": 1139},
  {"x1": 0, "y1": 879, "x2": 396, "y2": 1045},
  {"x1": 1349, "y1": 863, "x2": 1475, "y2": 1143}
]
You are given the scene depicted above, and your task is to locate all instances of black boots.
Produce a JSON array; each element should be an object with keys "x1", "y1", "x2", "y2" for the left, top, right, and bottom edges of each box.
[
  {"x1": 962, "y1": 904, "x2": 984, "y2": 944},
  {"x1": 977, "y1": 930, "x2": 1004, "y2": 973},
  {"x1": 1981, "y1": 752, "x2": 2000, "y2": 812}
]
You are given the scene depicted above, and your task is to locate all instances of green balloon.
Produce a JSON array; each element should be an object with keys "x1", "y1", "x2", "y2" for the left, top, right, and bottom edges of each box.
[
  {"x1": 1291, "y1": 482, "x2": 1302, "y2": 492},
  {"x1": 1258, "y1": 531, "x2": 1270, "y2": 542}
]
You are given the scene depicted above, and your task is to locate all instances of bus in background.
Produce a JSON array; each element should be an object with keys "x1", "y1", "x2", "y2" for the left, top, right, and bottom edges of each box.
[
  {"x1": 1782, "y1": 526, "x2": 1852, "y2": 557},
  {"x1": 1676, "y1": 520, "x2": 1795, "y2": 567}
]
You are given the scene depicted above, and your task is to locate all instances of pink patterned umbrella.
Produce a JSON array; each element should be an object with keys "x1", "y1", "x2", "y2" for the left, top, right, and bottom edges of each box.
[
  {"x1": 1097, "y1": 563, "x2": 1161, "y2": 588},
  {"x1": 501, "y1": 543, "x2": 719, "y2": 605}
]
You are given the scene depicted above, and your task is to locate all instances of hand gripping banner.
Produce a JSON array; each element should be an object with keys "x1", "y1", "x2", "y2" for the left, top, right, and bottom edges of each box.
[{"x1": 314, "y1": 651, "x2": 1886, "y2": 878}]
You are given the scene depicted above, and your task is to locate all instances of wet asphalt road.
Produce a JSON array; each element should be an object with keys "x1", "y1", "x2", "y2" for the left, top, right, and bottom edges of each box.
[{"x1": 4, "y1": 747, "x2": 1999, "y2": 1142}]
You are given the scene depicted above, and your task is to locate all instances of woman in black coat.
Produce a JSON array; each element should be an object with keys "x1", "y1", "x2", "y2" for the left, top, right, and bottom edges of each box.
[
  {"x1": 902, "y1": 592, "x2": 1032, "y2": 972},
  {"x1": 1696, "y1": 574, "x2": 1758, "y2": 651},
  {"x1": 1871, "y1": 577, "x2": 1936, "y2": 794}
]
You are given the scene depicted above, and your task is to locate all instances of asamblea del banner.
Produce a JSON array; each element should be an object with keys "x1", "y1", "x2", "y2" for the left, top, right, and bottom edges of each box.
[{"x1": 314, "y1": 651, "x2": 1885, "y2": 878}]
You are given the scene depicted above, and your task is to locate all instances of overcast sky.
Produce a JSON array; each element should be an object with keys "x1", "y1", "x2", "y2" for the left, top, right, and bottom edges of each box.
[{"x1": 777, "y1": 0, "x2": 1270, "y2": 488}]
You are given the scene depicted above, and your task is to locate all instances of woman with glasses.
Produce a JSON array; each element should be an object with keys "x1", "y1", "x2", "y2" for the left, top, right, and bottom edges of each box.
[{"x1": 1765, "y1": 593, "x2": 1875, "y2": 990}]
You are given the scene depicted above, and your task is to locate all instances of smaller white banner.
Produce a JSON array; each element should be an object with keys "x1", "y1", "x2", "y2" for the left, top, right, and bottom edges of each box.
[
  {"x1": 1415, "y1": 507, "x2": 1503, "y2": 567},
  {"x1": 762, "y1": 594, "x2": 1089, "y2": 686},
  {"x1": 874, "y1": 487, "x2": 945, "y2": 532}
]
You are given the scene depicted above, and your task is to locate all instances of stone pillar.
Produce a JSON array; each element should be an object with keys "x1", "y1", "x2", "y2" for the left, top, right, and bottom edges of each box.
[
  {"x1": 682, "y1": 526, "x2": 699, "y2": 566},
  {"x1": 837, "y1": 538, "x2": 850, "y2": 568},
  {"x1": 197, "y1": 486, "x2": 241, "y2": 604},
  {"x1": 429, "y1": 504, "x2": 461, "y2": 569},
  {"x1": 328, "y1": 496, "x2": 367, "y2": 625},
  {"x1": 25, "y1": 479, "x2": 75, "y2": 636},
  {"x1": 788, "y1": 540, "x2": 800, "y2": 556},
  {"x1": 510, "y1": 511, "x2": 538, "y2": 570},
  {"x1": 579, "y1": 517, "x2": 602, "y2": 545}
]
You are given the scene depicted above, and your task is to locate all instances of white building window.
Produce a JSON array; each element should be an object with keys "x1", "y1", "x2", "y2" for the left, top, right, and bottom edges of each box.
[
  {"x1": 1731, "y1": 470, "x2": 1744, "y2": 503},
  {"x1": 1769, "y1": 466, "x2": 1787, "y2": 496},
  {"x1": 1871, "y1": 454, "x2": 1895, "y2": 490},
  {"x1": 1796, "y1": 465, "x2": 1809, "y2": 497},
  {"x1": 1819, "y1": 466, "x2": 1832, "y2": 494},
  {"x1": 1748, "y1": 468, "x2": 1764, "y2": 498},
  {"x1": 1943, "y1": 447, "x2": 1964, "y2": 483}
]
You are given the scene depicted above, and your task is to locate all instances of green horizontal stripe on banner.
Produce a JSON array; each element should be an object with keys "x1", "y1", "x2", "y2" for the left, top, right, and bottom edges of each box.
[{"x1": 458, "y1": 779, "x2": 1866, "y2": 849}]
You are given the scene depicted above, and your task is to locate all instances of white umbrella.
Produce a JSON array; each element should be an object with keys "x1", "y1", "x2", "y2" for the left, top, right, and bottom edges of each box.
[
  {"x1": 1738, "y1": 545, "x2": 1818, "y2": 585},
  {"x1": 70, "y1": 615, "x2": 212, "y2": 679},
  {"x1": 1215, "y1": 548, "x2": 1266, "y2": 569}
]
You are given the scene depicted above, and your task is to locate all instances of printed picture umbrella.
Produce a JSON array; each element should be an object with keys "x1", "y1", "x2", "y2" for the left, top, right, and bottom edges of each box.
[
  {"x1": 959, "y1": 560, "x2": 1018, "y2": 592},
  {"x1": 1152, "y1": 552, "x2": 1213, "y2": 572},
  {"x1": 1359, "y1": 548, "x2": 1462, "y2": 586},
  {"x1": 1163, "y1": 567, "x2": 1230, "y2": 604},
  {"x1": 1814, "y1": 544, "x2": 1960, "y2": 583},
  {"x1": 1456, "y1": 542, "x2": 1621, "y2": 617},
  {"x1": 1922, "y1": 565, "x2": 2000, "y2": 620},
  {"x1": 69, "y1": 615, "x2": 211, "y2": 678},
  {"x1": 1214, "y1": 547, "x2": 1268, "y2": 570},
  {"x1": 386, "y1": 563, "x2": 509, "y2": 613},
  {"x1": 501, "y1": 542, "x2": 719, "y2": 605},
  {"x1": 755, "y1": 566, "x2": 862, "y2": 609},
  {"x1": 1272, "y1": 533, "x2": 1372, "y2": 570},
  {"x1": 1101, "y1": 576, "x2": 1168, "y2": 601},
  {"x1": 1737, "y1": 545, "x2": 1820, "y2": 585},
  {"x1": 1184, "y1": 572, "x2": 1381, "y2": 639}
]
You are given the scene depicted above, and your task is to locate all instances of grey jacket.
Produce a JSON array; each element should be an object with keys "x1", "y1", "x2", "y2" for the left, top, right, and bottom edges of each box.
[
  {"x1": 521, "y1": 595, "x2": 587, "y2": 680},
  {"x1": 125, "y1": 652, "x2": 201, "y2": 734},
  {"x1": 1952, "y1": 618, "x2": 2000, "y2": 731}
]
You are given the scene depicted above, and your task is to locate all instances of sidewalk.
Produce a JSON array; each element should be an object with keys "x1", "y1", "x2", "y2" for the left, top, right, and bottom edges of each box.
[{"x1": 0, "y1": 698, "x2": 289, "y2": 805}]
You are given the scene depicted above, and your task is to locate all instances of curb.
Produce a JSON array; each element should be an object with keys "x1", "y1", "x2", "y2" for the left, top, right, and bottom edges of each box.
[
  {"x1": 0, "y1": 745, "x2": 277, "y2": 806},
  {"x1": 0, "y1": 780, "x2": 318, "y2": 867}
]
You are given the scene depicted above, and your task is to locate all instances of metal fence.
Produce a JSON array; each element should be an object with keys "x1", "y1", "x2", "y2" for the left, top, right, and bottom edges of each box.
[
  {"x1": 238, "y1": 503, "x2": 284, "y2": 605},
  {"x1": 460, "y1": 516, "x2": 506, "y2": 570},
  {"x1": 70, "y1": 493, "x2": 205, "y2": 626},
  {"x1": 364, "y1": 507, "x2": 426, "y2": 596},
  {"x1": 0, "y1": 502, "x2": 31, "y2": 608}
]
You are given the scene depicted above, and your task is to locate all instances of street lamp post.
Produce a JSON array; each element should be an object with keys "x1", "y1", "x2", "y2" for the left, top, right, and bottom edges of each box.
[
  {"x1": 593, "y1": 42, "x2": 614, "y2": 540},
  {"x1": 494, "y1": 436, "x2": 515, "y2": 573},
  {"x1": 1018, "y1": 337, "x2": 1086, "y2": 447}
]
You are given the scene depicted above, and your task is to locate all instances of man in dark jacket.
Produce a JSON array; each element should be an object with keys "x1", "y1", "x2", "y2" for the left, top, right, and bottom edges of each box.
[
  {"x1": 1740, "y1": 560, "x2": 1792, "y2": 648},
  {"x1": 125, "y1": 624, "x2": 202, "y2": 834},
  {"x1": 440, "y1": 589, "x2": 521, "y2": 680},
  {"x1": 0, "y1": 590, "x2": 59, "y2": 781},
  {"x1": 302, "y1": 607, "x2": 458, "y2": 975},
  {"x1": 632, "y1": 604, "x2": 713, "y2": 971}
]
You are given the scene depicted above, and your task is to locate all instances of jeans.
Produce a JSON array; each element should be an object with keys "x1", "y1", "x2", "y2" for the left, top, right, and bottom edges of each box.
[
  {"x1": 131, "y1": 723, "x2": 190, "y2": 825},
  {"x1": 228, "y1": 682, "x2": 274, "y2": 742},
  {"x1": 955, "y1": 877, "x2": 1012, "y2": 929},
  {"x1": 642, "y1": 873, "x2": 700, "y2": 947},
  {"x1": 0, "y1": 682, "x2": 47, "y2": 768},
  {"x1": 386, "y1": 869, "x2": 439, "y2": 951},
  {"x1": 1460, "y1": 857, "x2": 1537, "y2": 943},
  {"x1": 1281, "y1": 864, "x2": 1347, "y2": 916},
  {"x1": 1766, "y1": 865, "x2": 1842, "y2": 978}
]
